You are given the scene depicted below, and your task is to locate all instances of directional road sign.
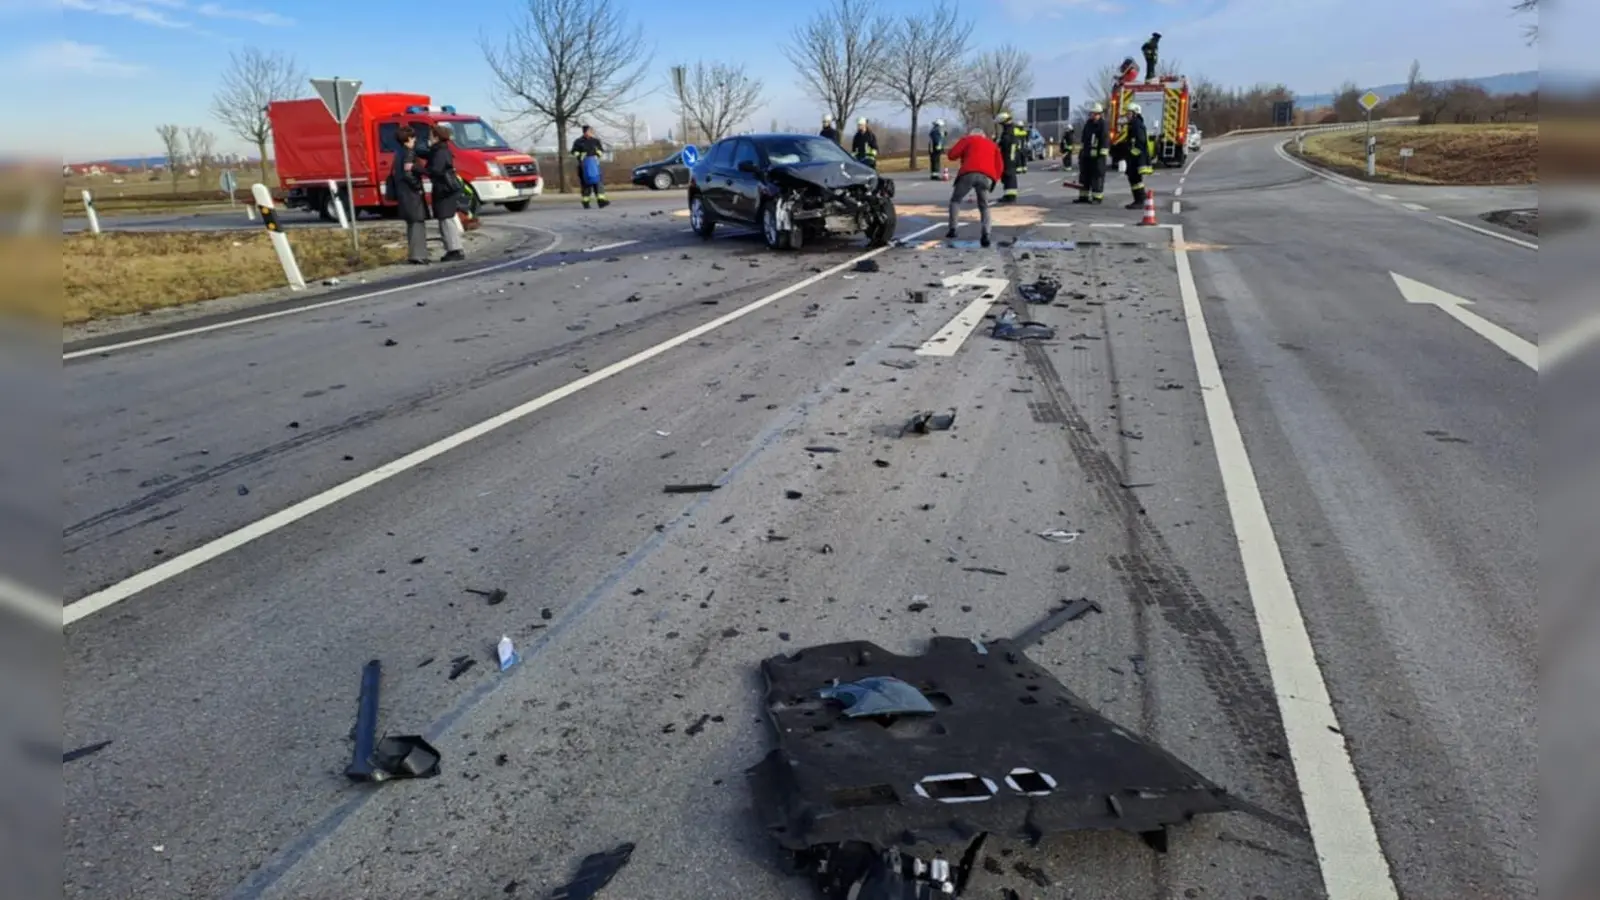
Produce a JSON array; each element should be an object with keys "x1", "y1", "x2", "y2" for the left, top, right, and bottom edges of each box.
[
  {"x1": 219, "y1": 170, "x2": 237, "y2": 193},
  {"x1": 681, "y1": 144, "x2": 699, "y2": 166},
  {"x1": 1358, "y1": 90, "x2": 1381, "y2": 112},
  {"x1": 311, "y1": 77, "x2": 363, "y2": 124}
]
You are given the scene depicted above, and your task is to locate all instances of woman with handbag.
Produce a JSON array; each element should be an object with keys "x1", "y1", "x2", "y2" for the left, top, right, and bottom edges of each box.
[
  {"x1": 390, "y1": 125, "x2": 430, "y2": 264},
  {"x1": 424, "y1": 123, "x2": 467, "y2": 262}
]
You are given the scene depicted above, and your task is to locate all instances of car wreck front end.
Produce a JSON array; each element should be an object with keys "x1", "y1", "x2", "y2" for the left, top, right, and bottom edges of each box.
[{"x1": 763, "y1": 161, "x2": 897, "y2": 249}]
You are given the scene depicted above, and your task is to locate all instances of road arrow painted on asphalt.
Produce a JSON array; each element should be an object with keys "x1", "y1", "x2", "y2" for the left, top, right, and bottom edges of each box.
[
  {"x1": 915, "y1": 265, "x2": 1011, "y2": 357},
  {"x1": 1391, "y1": 272, "x2": 1537, "y2": 371}
]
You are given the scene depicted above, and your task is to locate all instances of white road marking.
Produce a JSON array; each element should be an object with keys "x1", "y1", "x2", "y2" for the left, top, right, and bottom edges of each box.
[
  {"x1": 1402, "y1": 202, "x2": 1429, "y2": 211},
  {"x1": 1172, "y1": 200, "x2": 1182, "y2": 215},
  {"x1": 1544, "y1": 311, "x2": 1600, "y2": 370},
  {"x1": 583, "y1": 239, "x2": 638, "y2": 253},
  {"x1": 1174, "y1": 223, "x2": 1400, "y2": 900},
  {"x1": 1391, "y1": 272, "x2": 1537, "y2": 370},
  {"x1": 1174, "y1": 185, "x2": 1184, "y2": 196},
  {"x1": 1436, "y1": 215, "x2": 1538, "y2": 250},
  {"x1": 0, "y1": 575, "x2": 56, "y2": 631},
  {"x1": 1355, "y1": 186, "x2": 1371, "y2": 192},
  {"x1": 1090, "y1": 223, "x2": 1127, "y2": 228},
  {"x1": 1376, "y1": 193, "x2": 1398, "y2": 200},
  {"x1": 915, "y1": 265, "x2": 1009, "y2": 357},
  {"x1": 1037, "y1": 222, "x2": 1075, "y2": 228},
  {"x1": 64, "y1": 225, "x2": 565, "y2": 361},
  {"x1": 61, "y1": 221, "x2": 949, "y2": 627}
]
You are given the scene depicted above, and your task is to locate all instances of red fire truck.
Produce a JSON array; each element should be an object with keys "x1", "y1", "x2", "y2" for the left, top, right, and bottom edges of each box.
[
  {"x1": 1109, "y1": 75, "x2": 1193, "y2": 168},
  {"x1": 268, "y1": 93, "x2": 541, "y2": 221}
]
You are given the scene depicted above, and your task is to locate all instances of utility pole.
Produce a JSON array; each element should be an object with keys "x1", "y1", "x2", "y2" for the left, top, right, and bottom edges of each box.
[{"x1": 671, "y1": 65, "x2": 689, "y2": 148}]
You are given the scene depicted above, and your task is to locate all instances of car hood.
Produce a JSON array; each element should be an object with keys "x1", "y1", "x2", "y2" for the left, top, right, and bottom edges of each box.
[{"x1": 769, "y1": 160, "x2": 877, "y2": 190}]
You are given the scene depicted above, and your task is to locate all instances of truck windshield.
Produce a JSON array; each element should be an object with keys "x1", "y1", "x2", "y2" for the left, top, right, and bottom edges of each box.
[{"x1": 443, "y1": 119, "x2": 512, "y2": 150}]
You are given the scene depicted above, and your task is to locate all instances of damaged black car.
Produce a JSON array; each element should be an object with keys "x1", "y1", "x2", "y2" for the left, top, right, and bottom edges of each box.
[{"x1": 688, "y1": 133, "x2": 898, "y2": 251}]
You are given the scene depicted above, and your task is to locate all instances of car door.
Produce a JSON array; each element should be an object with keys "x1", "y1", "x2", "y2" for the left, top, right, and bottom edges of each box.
[
  {"x1": 699, "y1": 140, "x2": 736, "y2": 217},
  {"x1": 728, "y1": 139, "x2": 763, "y2": 222}
]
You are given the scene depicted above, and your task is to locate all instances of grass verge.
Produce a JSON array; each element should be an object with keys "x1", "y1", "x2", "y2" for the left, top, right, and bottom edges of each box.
[
  {"x1": 64, "y1": 226, "x2": 408, "y2": 324},
  {"x1": 1295, "y1": 123, "x2": 1537, "y2": 184}
]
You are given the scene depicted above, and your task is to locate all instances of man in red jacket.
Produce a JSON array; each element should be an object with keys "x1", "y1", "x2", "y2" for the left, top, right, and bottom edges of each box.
[{"x1": 943, "y1": 126, "x2": 1004, "y2": 247}]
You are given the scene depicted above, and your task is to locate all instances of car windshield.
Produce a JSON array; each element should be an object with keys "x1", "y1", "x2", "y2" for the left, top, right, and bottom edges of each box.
[
  {"x1": 758, "y1": 135, "x2": 854, "y2": 166},
  {"x1": 443, "y1": 118, "x2": 511, "y2": 150}
]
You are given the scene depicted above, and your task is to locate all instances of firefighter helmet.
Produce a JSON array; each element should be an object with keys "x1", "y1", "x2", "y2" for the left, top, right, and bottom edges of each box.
[
  {"x1": 1090, "y1": 102, "x2": 1104, "y2": 113},
  {"x1": 998, "y1": 111, "x2": 1012, "y2": 122},
  {"x1": 857, "y1": 117, "x2": 868, "y2": 126},
  {"x1": 1127, "y1": 102, "x2": 1142, "y2": 114}
]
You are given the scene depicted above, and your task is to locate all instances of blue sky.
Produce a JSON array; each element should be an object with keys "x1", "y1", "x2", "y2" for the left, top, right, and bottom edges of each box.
[{"x1": 11, "y1": 0, "x2": 1552, "y2": 160}]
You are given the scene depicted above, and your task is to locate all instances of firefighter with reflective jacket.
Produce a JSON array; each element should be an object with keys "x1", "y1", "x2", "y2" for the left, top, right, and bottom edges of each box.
[
  {"x1": 1015, "y1": 120, "x2": 1031, "y2": 174},
  {"x1": 851, "y1": 118, "x2": 879, "y2": 167},
  {"x1": 928, "y1": 119, "x2": 946, "y2": 180},
  {"x1": 995, "y1": 111, "x2": 1020, "y2": 203},
  {"x1": 821, "y1": 115, "x2": 839, "y2": 144},
  {"x1": 570, "y1": 125, "x2": 608, "y2": 209},
  {"x1": 1073, "y1": 102, "x2": 1110, "y2": 205},
  {"x1": 1115, "y1": 102, "x2": 1155, "y2": 208}
]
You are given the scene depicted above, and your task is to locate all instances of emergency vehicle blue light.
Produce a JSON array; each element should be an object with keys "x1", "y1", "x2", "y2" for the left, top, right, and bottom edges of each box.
[{"x1": 404, "y1": 105, "x2": 458, "y2": 114}]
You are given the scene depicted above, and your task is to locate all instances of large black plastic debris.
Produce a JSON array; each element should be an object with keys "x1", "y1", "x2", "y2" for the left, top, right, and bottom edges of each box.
[{"x1": 747, "y1": 637, "x2": 1236, "y2": 898}]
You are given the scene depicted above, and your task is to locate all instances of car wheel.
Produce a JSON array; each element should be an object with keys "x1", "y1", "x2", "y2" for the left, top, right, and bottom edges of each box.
[
  {"x1": 866, "y1": 204, "x2": 897, "y2": 248},
  {"x1": 689, "y1": 194, "x2": 715, "y2": 239},
  {"x1": 761, "y1": 201, "x2": 791, "y2": 251},
  {"x1": 652, "y1": 171, "x2": 673, "y2": 191}
]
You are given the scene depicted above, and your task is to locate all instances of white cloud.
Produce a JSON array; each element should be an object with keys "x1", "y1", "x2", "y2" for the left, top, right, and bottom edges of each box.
[
  {"x1": 14, "y1": 40, "x2": 144, "y2": 76},
  {"x1": 60, "y1": 0, "x2": 293, "y2": 29}
]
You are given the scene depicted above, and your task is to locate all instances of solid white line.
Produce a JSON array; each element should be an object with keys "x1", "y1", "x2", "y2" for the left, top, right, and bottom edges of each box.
[
  {"x1": 1173, "y1": 223, "x2": 1399, "y2": 900},
  {"x1": 1090, "y1": 223, "x2": 1127, "y2": 228},
  {"x1": 1402, "y1": 202, "x2": 1429, "y2": 211},
  {"x1": 1037, "y1": 222, "x2": 1074, "y2": 228},
  {"x1": 1376, "y1": 193, "x2": 1397, "y2": 200},
  {"x1": 1391, "y1": 272, "x2": 1538, "y2": 371},
  {"x1": 1354, "y1": 186, "x2": 1371, "y2": 192},
  {"x1": 583, "y1": 239, "x2": 638, "y2": 253},
  {"x1": 64, "y1": 225, "x2": 564, "y2": 361},
  {"x1": 0, "y1": 575, "x2": 57, "y2": 631},
  {"x1": 1172, "y1": 200, "x2": 1182, "y2": 215},
  {"x1": 61, "y1": 221, "x2": 948, "y2": 627},
  {"x1": 915, "y1": 266, "x2": 1003, "y2": 357},
  {"x1": 1436, "y1": 215, "x2": 1538, "y2": 250},
  {"x1": 1545, "y1": 311, "x2": 1600, "y2": 370}
]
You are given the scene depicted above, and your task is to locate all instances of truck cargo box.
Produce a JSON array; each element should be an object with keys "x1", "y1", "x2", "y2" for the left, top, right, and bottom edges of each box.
[{"x1": 269, "y1": 92, "x2": 430, "y2": 187}]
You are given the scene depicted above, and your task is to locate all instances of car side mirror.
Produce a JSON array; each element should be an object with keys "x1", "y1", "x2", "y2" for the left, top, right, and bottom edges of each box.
[{"x1": 737, "y1": 160, "x2": 759, "y2": 174}]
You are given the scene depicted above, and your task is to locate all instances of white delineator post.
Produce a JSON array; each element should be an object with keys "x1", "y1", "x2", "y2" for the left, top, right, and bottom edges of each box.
[
  {"x1": 81, "y1": 190, "x2": 101, "y2": 235},
  {"x1": 252, "y1": 183, "x2": 306, "y2": 291},
  {"x1": 326, "y1": 180, "x2": 350, "y2": 229}
]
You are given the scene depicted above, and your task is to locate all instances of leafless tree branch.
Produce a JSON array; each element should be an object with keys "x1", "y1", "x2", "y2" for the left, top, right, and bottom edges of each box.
[
  {"x1": 957, "y1": 44, "x2": 1034, "y2": 125},
  {"x1": 210, "y1": 47, "x2": 304, "y2": 184},
  {"x1": 668, "y1": 61, "x2": 766, "y2": 143},
  {"x1": 1512, "y1": 0, "x2": 1538, "y2": 42},
  {"x1": 184, "y1": 127, "x2": 217, "y2": 177},
  {"x1": 783, "y1": 0, "x2": 894, "y2": 132},
  {"x1": 481, "y1": 0, "x2": 653, "y2": 192},
  {"x1": 876, "y1": 0, "x2": 972, "y2": 167},
  {"x1": 156, "y1": 124, "x2": 183, "y2": 193}
]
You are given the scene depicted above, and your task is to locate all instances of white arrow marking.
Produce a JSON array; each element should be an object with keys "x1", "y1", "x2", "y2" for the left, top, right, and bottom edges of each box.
[
  {"x1": 915, "y1": 265, "x2": 1010, "y2": 357},
  {"x1": 1391, "y1": 272, "x2": 1537, "y2": 371}
]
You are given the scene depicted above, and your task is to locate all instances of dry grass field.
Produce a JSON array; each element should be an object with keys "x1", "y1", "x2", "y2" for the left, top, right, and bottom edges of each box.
[{"x1": 1298, "y1": 123, "x2": 1537, "y2": 184}]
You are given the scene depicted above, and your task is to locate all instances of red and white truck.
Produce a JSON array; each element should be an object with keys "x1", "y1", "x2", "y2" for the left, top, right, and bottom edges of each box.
[
  {"x1": 1109, "y1": 75, "x2": 1193, "y2": 168},
  {"x1": 268, "y1": 92, "x2": 541, "y2": 221}
]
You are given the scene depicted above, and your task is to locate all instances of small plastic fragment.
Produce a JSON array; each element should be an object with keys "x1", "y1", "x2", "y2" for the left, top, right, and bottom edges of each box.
[{"x1": 819, "y1": 676, "x2": 937, "y2": 718}]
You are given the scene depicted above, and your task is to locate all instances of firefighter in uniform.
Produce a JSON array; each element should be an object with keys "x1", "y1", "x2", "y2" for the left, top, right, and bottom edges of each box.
[
  {"x1": 570, "y1": 125, "x2": 608, "y2": 209},
  {"x1": 1073, "y1": 102, "x2": 1110, "y2": 205},
  {"x1": 1115, "y1": 102, "x2": 1155, "y2": 208},
  {"x1": 821, "y1": 115, "x2": 839, "y2": 144},
  {"x1": 1141, "y1": 33, "x2": 1162, "y2": 81},
  {"x1": 851, "y1": 118, "x2": 879, "y2": 167},
  {"x1": 1015, "y1": 120, "x2": 1031, "y2": 174},
  {"x1": 995, "y1": 111, "x2": 1020, "y2": 203},
  {"x1": 928, "y1": 119, "x2": 946, "y2": 179}
]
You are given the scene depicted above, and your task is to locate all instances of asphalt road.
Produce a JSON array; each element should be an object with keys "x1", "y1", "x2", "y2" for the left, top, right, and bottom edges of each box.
[{"x1": 55, "y1": 144, "x2": 1536, "y2": 900}]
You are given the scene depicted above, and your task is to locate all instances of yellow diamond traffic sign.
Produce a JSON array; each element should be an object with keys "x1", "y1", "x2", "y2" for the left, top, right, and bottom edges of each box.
[{"x1": 1358, "y1": 90, "x2": 1381, "y2": 111}]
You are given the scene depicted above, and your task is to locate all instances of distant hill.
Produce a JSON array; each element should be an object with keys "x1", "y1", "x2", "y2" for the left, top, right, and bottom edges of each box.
[
  {"x1": 68, "y1": 154, "x2": 265, "y2": 168},
  {"x1": 1293, "y1": 70, "x2": 1538, "y2": 109}
]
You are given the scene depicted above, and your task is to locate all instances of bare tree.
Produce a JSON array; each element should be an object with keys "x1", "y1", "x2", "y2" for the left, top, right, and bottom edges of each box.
[
  {"x1": 784, "y1": 0, "x2": 893, "y2": 134},
  {"x1": 211, "y1": 47, "x2": 304, "y2": 185},
  {"x1": 184, "y1": 127, "x2": 217, "y2": 180},
  {"x1": 483, "y1": 0, "x2": 652, "y2": 193},
  {"x1": 156, "y1": 124, "x2": 183, "y2": 193},
  {"x1": 1406, "y1": 59, "x2": 1425, "y2": 95},
  {"x1": 615, "y1": 112, "x2": 646, "y2": 148},
  {"x1": 668, "y1": 61, "x2": 766, "y2": 142},
  {"x1": 960, "y1": 45, "x2": 1034, "y2": 125},
  {"x1": 877, "y1": 0, "x2": 972, "y2": 168}
]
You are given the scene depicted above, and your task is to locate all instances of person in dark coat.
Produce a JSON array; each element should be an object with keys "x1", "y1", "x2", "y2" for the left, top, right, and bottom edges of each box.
[
  {"x1": 424, "y1": 123, "x2": 467, "y2": 261},
  {"x1": 390, "y1": 125, "x2": 430, "y2": 264}
]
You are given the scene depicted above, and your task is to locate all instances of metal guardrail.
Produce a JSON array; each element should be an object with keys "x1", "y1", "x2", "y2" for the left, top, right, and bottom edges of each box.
[{"x1": 1215, "y1": 116, "x2": 1420, "y2": 138}]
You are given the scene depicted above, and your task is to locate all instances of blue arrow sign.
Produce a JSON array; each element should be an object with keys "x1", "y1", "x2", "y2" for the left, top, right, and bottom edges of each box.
[{"x1": 681, "y1": 144, "x2": 700, "y2": 166}]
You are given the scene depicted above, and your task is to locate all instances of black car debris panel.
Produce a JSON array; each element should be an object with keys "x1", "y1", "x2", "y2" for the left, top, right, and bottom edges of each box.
[
  {"x1": 747, "y1": 637, "x2": 1236, "y2": 854},
  {"x1": 687, "y1": 133, "x2": 897, "y2": 251}
]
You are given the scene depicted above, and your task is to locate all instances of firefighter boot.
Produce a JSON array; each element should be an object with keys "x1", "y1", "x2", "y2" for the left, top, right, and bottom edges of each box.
[
  {"x1": 1126, "y1": 189, "x2": 1146, "y2": 210},
  {"x1": 597, "y1": 193, "x2": 611, "y2": 209}
]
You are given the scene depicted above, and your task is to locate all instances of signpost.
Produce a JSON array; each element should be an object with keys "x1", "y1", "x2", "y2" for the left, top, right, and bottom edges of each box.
[
  {"x1": 1398, "y1": 146, "x2": 1414, "y2": 175},
  {"x1": 680, "y1": 144, "x2": 699, "y2": 167},
  {"x1": 219, "y1": 170, "x2": 237, "y2": 210},
  {"x1": 311, "y1": 76, "x2": 363, "y2": 255},
  {"x1": 1358, "y1": 90, "x2": 1381, "y2": 177},
  {"x1": 1025, "y1": 95, "x2": 1071, "y2": 152}
]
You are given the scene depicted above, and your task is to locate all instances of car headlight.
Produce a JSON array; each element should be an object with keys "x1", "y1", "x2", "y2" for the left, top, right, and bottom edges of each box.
[
  {"x1": 485, "y1": 161, "x2": 504, "y2": 177},
  {"x1": 634, "y1": 168, "x2": 645, "y2": 176}
]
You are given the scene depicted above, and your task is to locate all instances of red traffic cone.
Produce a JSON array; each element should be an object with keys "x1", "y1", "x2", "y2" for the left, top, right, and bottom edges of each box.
[
  {"x1": 1137, "y1": 190, "x2": 1158, "y2": 226},
  {"x1": 940, "y1": 166, "x2": 949, "y2": 181}
]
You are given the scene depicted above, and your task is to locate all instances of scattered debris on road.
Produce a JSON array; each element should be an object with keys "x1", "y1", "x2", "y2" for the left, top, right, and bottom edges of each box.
[
  {"x1": 805, "y1": 446, "x2": 841, "y2": 454},
  {"x1": 344, "y1": 660, "x2": 443, "y2": 782},
  {"x1": 448, "y1": 657, "x2": 477, "y2": 680},
  {"x1": 962, "y1": 566, "x2": 1008, "y2": 576},
  {"x1": 904, "y1": 408, "x2": 957, "y2": 435},
  {"x1": 497, "y1": 635, "x2": 520, "y2": 671},
  {"x1": 1017, "y1": 278, "x2": 1060, "y2": 305},
  {"x1": 785, "y1": 490, "x2": 804, "y2": 500},
  {"x1": 907, "y1": 289, "x2": 928, "y2": 304},
  {"x1": 549, "y1": 842, "x2": 635, "y2": 900},
  {"x1": 992, "y1": 308, "x2": 1057, "y2": 342},
  {"x1": 854, "y1": 259, "x2": 880, "y2": 273},
  {"x1": 467, "y1": 587, "x2": 508, "y2": 606},
  {"x1": 1013, "y1": 598, "x2": 1104, "y2": 649},
  {"x1": 663, "y1": 483, "x2": 720, "y2": 494},
  {"x1": 748, "y1": 638, "x2": 1236, "y2": 898},
  {"x1": 63, "y1": 740, "x2": 113, "y2": 763},
  {"x1": 1037, "y1": 529, "x2": 1081, "y2": 544}
]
